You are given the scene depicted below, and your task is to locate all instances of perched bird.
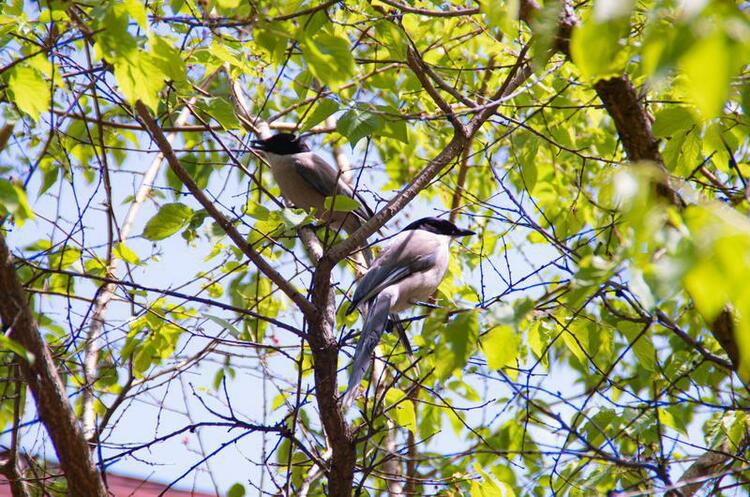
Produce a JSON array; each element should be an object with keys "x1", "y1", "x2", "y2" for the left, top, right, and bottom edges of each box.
[
  {"x1": 341, "y1": 216, "x2": 475, "y2": 407},
  {"x1": 250, "y1": 133, "x2": 374, "y2": 236}
]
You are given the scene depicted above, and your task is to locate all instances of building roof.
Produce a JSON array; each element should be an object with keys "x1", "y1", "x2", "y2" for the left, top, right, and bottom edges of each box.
[{"x1": 0, "y1": 472, "x2": 218, "y2": 497}]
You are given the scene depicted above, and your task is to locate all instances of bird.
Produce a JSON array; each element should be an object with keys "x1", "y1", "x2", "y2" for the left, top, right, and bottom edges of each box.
[
  {"x1": 250, "y1": 133, "x2": 374, "y2": 237},
  {"x1": 341, "y1": 216, "x2": 475, "y2": 408}
]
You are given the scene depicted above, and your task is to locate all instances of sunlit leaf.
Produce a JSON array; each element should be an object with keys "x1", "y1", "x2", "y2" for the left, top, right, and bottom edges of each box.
[
  {"x1": 113, "y1": 242, "x2": 141, "y2": 265},
  {"x1": 570, "y1": 15, "x2": 630, "y2": 80},
  {"x1": 679, "y1": 31, "x2": 731, "y2": 119},
  {"x1": 385, "y1": 388, "x2": 416, "y2": 434},
  {"x1": 323, "y1": 194, "x2": 361, "y2": 213},
  {"x1": 301, "y1": 98, "x2": 339, "y2": 132},
  {"x1": 337, "y1": 109, "x2": 383, "y2": 147},
  {"x1": 299, "y1": 31, "x2": 355, "y2": 87},
  {"x1": 142, "y1": 203, "x2": 194, "y2": 240},
  {"x1": 0, "y1": 179, "x2": 33, "y2": 224},
  {"x1": 8, "y1": 66, "x2": 49, "y2": 121},
  {"x1": 481, "y1": 325, "x2": 519, "y2": 370}
]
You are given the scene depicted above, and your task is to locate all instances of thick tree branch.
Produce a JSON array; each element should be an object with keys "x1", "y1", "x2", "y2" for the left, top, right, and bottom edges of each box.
[
  {"x1": 309, "y1": 256, "x2": 355, "y2": 497},
  {"x1": 80, "y1": 73, "x2": 218, "y2": 439},
  {"x1": 0, "y1": 233, "x2": 107, "y2": 497}
]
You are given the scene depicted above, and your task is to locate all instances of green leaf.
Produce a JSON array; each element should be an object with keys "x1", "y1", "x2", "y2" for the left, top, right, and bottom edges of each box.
[
  {"x1": 479, "y1": 0, "x2": 519, "y2": 38},
  {"x1": 434, "y1": 311, "x2": 479, "y2": 380},
  {"x1": 679, "y1": 31, "x2": 731, "y2": 119},
  {"x1": 619, "y1": 321, "x2": 655, "y2": 372},
  {"x1": 529, "y1": 0, "x2": 563, "y2": 68},
  {"x1": 337, "y1": 109, "x2": 383, "y2": 147},
  {"x1": 292, "y1": 70, "x2": 314, "y2": 98},
  {"x1": 201, "y1": 97, "x2": 239, "y2": 130},
  {"x1": 385, "y1": 388, "x2": 416, "y2": 434},
  {"x1": 227, "y1": 483, "x2": 245, "y2": 497},
  {"x1": 113, "y1": 242, "x2": 141, "y2": 265},
  {"x1": 123, "y1": 0, "x2": 148, "y2": 29},
  {"x1": 205, "y1": 314, "x2": 242, "y2": 339},
  {"x1": 472, "y1": 464, "x2": 516, "y2": 497},
  {"x1": 39, "y1": 162, "x2": 59, "y2": 196},
  {"x1": 92, "y1": 3, "x2": 137, "y2": 60},
  {"x1": 561, "y1": 321, "x2": 590, "y2": 367},
  {"x1": 49, "y1": 247, "x2": 81, "y2": 270},
  {"x1": 570, "y1": 16, "x2": 629, "y2": 80},
  {"x1": 245, "y1": 199, "x2": 270, "y2": 220},
  {"x1": 299, "y1": 32, "x2": 355, "y2": 87},
  {"x1": 652, "y1": 107, "x2": 696, "y2": 139},
  {"x1": 217, "y1": 0, "x2": 241, "y2": 9},
  {"x1": 481, "y1": 325, "x2": 518, "y2": 370},
  {"x1": 0, "y1": 334, "x2": 34, "y2": 364},
  {"x1": 323, "y1": 194, "x2": 361, "y2": 213},
  {"x1": 377, "y1": 105, "x2": 408, "y2": 143},
  {"x1": 8, "y1": 66, "x2": 49, "y2": 121},
  {"x1": 278, "y1": 208, "x2": 313, "y2": 228},
  {"x1": 301, "y1": 98, "x2": 339, "y2": 132},
  {"x1": 254, "y1": 22, "x2": 290, "y2": 63},
  {"x1": 566, "y1": 255, "x2": 615, "y2": 309},
  {"x1": 150, "y1": 36, "x2": 187, "y2": 84},
  {"x1": 142, "y1": 203, "x2": 194, "y2": 240},
  {"x1": 113, "y1": 50, "x2": 167, "y2": 113},
  {"x1": 0, "y1": 179, "x2": 33, "y2": 224}
]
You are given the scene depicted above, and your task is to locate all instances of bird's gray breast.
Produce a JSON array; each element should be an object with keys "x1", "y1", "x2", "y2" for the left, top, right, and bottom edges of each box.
[{"x1": 387, "y1": 232, "x2": 451, "y2": 313}]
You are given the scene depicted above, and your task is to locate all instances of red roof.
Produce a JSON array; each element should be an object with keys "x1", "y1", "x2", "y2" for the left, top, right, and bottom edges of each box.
[{"x1": 0, "y1": 472, "x2": 217, "y2": 497}]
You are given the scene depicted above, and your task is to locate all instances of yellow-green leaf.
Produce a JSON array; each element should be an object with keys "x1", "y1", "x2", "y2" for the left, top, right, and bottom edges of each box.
[
  {"x1": 299, "y1": 32, "x2": 354, "y2": 87},
  {"x1": 142, "y1": 203, "x2": 194, "y2": 241},
  {"x1": 301, "y1": 98, "x2": 339, "y2": 132},
  {"x1": 570, "y1": 16, "x2": 629, "y2": 80},
  {"x1": 0, "y1": 179, "x2": 33, "y2": 224},
  {"x1": 679, "y1": 31, "x2": 730, "y2": 119},
  {"x1": 8, "y1": 66, "x2": 49, "y2": 121},
  {"x1": 385, "y1": 388, "x2": 416, "y2": 434},
  {"x1": 323, "y1": 194, "x2": 361, "y2": 213},
  {"x1": 481, "y1": 325, "x2": 518, "y2": 370},
  {"x1": 114, "y1": 242, "x2": 141, "y2": 265},
  {"x1": 114, "y1": 50, "x2": 166, "y2": 112}
]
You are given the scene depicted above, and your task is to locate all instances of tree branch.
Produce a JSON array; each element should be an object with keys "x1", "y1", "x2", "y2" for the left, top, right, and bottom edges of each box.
[
  {"x1": 378, "y1": 0, "x2": 479, "y2": 18},
  {"x1": 0, "y1": 233, "x2": 107, "y2": 497}
]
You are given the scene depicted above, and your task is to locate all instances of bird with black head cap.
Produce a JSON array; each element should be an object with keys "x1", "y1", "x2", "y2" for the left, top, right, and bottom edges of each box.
[
  {"x1": 251, "y1": 133, "x2": 374, "y2": 242},
  {"x1": 341, "y1": 216, "x2": 475, "y2": 408}
]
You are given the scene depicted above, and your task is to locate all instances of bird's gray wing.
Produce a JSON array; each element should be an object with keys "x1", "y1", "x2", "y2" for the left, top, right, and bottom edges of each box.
[
  {"x1": 293, "y1": 155, "x2": 372, "y2": 222},
  {"x1": 292, "y1": 154, "x2": 340, "y2": 197},
  {"x1": 347, "y1": 252, "x2": 437, "y2": 313}
]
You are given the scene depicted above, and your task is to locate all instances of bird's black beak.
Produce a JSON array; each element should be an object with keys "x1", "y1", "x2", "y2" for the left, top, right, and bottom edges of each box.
[{"x1": 453, "y1": 227, "x2": 475, "y2": 237}]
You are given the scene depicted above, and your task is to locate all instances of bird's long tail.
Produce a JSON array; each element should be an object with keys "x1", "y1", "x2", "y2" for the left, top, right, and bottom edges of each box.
[{"x1": 341, "y1": 292, "x2": 391, "y2": 409}]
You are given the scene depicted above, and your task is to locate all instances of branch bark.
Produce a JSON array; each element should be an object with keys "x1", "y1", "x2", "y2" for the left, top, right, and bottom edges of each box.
[
  {"x1": 0, "y1": 233, "x2": 107, "y2": 497},
  {"x1": 676, "y1": 436, "x2": 749, "y2": 497}
]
